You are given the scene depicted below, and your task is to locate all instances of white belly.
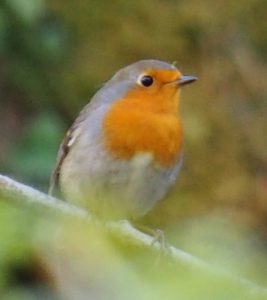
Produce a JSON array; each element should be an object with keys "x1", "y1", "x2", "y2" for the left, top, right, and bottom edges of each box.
[{"x1": 60, "y1": 143, "x2": 182, "y2": 219}]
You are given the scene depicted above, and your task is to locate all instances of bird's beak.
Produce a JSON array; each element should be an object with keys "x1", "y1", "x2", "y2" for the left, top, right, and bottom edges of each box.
[{"x1": 177, "y1": 75, "x2": 197, "y2": 86}]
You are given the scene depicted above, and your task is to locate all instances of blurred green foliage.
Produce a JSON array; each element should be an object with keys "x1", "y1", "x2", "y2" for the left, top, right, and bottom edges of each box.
[
  {"x1": 0, "y1": 0, "x2": 267, "y2": 298},
  {"x1": 0, "y1": 201, "x2": 266, "y2": 300}
]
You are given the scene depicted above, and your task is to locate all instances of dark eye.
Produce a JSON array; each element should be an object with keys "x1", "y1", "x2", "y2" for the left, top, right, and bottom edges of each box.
[{"x1": 140, "y1": 75, "x2": 154, "y2": 87}]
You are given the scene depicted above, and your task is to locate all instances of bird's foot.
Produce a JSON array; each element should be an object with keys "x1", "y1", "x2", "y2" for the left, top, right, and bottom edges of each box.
[{"x1": 132, "y1": 222, "x2": 171, "y2": 255}]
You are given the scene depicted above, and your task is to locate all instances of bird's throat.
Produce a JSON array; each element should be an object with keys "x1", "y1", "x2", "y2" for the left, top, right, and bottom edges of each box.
[{"x1": 103, "y1": 99, "x2": 183, "y2": 167}]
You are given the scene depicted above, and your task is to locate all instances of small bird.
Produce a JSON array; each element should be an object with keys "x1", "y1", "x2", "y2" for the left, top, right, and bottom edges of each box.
[{"x1": 49, "y1": 60, "x2": 197, "y2": 220}]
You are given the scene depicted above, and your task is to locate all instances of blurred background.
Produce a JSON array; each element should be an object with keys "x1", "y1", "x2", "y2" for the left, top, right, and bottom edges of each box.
[{"x1": 0, "y1": 0, "x2": 267, "y2": 299}]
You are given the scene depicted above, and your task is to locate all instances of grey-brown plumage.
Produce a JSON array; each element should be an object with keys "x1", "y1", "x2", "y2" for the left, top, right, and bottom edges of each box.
[{"x1": 49, "y1": 59, "x2": 196, "y2": 219}]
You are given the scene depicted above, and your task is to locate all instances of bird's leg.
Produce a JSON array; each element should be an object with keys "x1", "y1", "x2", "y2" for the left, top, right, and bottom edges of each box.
[{"x1": 131, "y1": 222, "x2": 170, "y2": 253}]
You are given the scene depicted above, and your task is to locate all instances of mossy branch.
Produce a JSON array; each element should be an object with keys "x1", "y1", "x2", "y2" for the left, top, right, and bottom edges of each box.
[{"x1": 0, "y1": 174, "x2": 266, "y2": 297}]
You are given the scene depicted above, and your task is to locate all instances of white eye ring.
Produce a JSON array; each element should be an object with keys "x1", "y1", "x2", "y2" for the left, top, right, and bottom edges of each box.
[{"x1": 137, "y1": 74, "x2": 154, "y2": 87}]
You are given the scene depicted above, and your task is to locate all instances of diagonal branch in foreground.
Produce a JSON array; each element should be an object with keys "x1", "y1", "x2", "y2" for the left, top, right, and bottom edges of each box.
[{"x1": 0, "y1": 174, "x2": 266, "y2": 297}]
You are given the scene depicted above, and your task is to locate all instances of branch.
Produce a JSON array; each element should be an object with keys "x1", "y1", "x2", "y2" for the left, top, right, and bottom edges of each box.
[{"x1": 0, "y1": 174, "x2": 266, "y2": 296}]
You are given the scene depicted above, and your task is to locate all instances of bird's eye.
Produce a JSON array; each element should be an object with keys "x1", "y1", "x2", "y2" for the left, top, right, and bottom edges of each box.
[{"x1": 139, "y1": 75, "x2": 154, "y2": 87}]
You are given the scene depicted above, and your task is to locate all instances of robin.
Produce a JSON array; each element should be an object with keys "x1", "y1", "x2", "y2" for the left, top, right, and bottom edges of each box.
[{"x1": 49, "y1": 59, "x2": 197, "y2": 220}]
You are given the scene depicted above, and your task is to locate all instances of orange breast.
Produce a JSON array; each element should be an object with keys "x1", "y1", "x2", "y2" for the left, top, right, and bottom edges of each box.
[{"x1": 103, "y1": 86, "x2": 183, "y2": 167}]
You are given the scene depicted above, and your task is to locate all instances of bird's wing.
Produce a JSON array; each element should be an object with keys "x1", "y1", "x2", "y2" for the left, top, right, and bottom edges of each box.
[
  {"x1": 49, "y1": 84, "x2": 111, "y2": 197},
  {"x1": 48, "y1": 109, "x2": 86, "y2": 197}
]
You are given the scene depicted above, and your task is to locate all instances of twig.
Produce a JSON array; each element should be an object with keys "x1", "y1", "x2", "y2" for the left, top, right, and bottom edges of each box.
[
  {"x1": 0, "y1": 175, "x2": 87, "y2": 219},
  {"x1": 0, "y1": 174, "x2": 266, "y2": 297}
]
